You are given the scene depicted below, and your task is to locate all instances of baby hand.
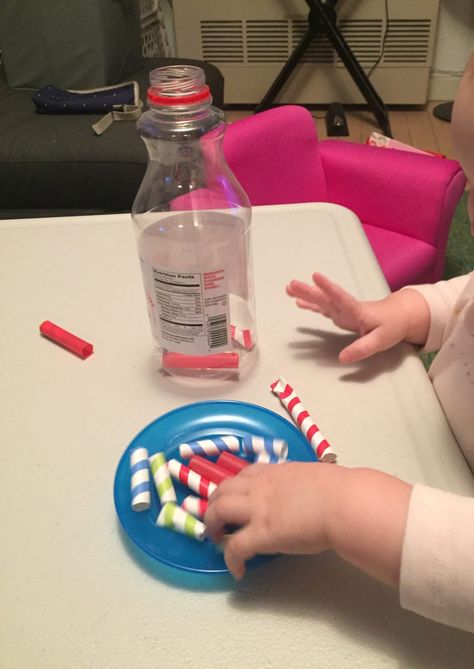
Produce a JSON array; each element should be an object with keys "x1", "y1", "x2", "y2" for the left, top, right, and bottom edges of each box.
[
  {"x1": 286, "y1": 272, "x2": 418, "y2": 363},
  {"x1": 204, "y1": 462, "x2": 340, "y2": 580}
]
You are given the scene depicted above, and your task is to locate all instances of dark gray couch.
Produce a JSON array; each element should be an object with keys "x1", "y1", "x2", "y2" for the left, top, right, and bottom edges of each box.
[{"x1": 0, "y1": 58, "x2": 224, "y2": 219}]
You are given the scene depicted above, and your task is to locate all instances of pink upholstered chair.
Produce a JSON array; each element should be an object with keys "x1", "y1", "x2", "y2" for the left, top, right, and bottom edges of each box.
[{"x1": 223, "y1": 105, "x2": 466, "y2": 291}]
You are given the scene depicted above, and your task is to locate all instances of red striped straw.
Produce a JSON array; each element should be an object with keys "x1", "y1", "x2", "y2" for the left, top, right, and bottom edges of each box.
[
  {"x1": 270, "y1": 377, "x2": 337, "y2": 462},
  {"x1": 216, "y1": 451, "x2": 250, "y2": 474},
  {"x1": 182, "y1": 495, "x2": 209, "y2": 520},
  {"x1": 188, "y1": 455, "x2": 232, "y2": 484},
  {"x1": 230, "y1": 325, "x2": 254, "y2": 350},
  {"x1": 168, "y1": 459, "x2": 217, "y2": 498}
]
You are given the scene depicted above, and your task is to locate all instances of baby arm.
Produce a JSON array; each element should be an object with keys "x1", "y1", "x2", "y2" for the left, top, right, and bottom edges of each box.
[
  {"x1": 205, "y1": 463, "x2": 412, "y2": 586},
  {"x1": 286, "y1": 273, "x2": 431, "y2": 363}
]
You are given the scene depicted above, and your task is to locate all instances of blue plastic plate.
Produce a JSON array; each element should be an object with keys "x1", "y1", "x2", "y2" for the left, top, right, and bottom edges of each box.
[{"x1": 114, "y1": 400, "x2": 317, "y2": 574}]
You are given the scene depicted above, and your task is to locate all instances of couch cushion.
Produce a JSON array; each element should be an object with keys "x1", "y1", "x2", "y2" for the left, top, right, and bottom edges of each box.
[
  {"x1": 0, "y1": 0, "x2": 143, "y2": 89},
  {"x1": 0, "y1": 58, "x2": 224, "y2": 218}
]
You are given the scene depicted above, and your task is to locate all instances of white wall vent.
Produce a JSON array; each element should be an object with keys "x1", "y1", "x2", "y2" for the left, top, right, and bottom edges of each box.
[{"x1": 173, "y1": 0, "x2": 440, "y2": 104}]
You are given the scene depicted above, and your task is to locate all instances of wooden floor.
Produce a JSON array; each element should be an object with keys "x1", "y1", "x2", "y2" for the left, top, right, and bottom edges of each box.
[{"x1": 226, "y1": 101, "x2": 457, "y2": 161}]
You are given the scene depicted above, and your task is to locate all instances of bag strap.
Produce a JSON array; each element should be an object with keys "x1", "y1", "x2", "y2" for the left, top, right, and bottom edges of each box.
[{"x1": 92, "y1": 100, "x2": 143, "y2": 136}]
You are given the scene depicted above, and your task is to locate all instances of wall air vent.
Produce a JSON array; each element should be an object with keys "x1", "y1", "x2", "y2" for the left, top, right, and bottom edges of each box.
[
  {"x1": 383, "y1": 20, "x2": 431, "y2": 63},
  {"x1": 337, "y1": 20, "x2": 384, "y2": 64},
  {"x1": 247, "y1": 20, "x2": 289, "y2": 63},
  {"x1": 174, "y1": 0, "x2": 440, "y2": 104},
  {"x1": 201, "y1": 20, "x2": 244, "y2": 63}
]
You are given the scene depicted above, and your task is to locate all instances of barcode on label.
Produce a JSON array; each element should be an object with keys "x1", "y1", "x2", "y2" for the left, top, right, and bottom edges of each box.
[{"x1": 207, "y1": 315, "x2": 228, "y2": 349}]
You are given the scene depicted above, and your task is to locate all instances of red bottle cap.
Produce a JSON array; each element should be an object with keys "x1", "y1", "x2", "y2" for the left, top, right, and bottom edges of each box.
[{"x1": 147, "y1": 84, "x2": 211, "y2": 107}]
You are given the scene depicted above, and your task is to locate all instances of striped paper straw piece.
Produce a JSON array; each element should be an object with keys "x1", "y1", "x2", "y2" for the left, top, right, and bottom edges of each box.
[
  {"x1": 130, "y1": 447, "x2": 151, "y2": 511},
  {"x1": 182, "y1": 495, "x2": 208, "y2": 520},
  {"x1": 178, "y1": 435, "x2": 240, "y2": 459},
  {"x1": 168, "y1": 459, "x2": 217, "y2": 498},
  {"x1": 231, "y1": 325, "x2": 254, "y2": 350},
  {"x1": 255, "y1": 451, "x2": 286, "y2": 464},
  {"x1": 270, "y1": 377, "x2": 337, "y2": 462},
  {"x1": 188, "y1": 455, "x2": 232, "y2": 484},
  {"x1": 242, "y1": 435, "x2": 288, "y2": 460},
  {"x1": 163, "y1": 351, "x2": 239, "y2": 369},
  {"x1": 149, "y1": 451, "x2": 177, "y2": 504},
  {"x1": 216, "y1": 451, "x2": 250, "y2": 474},
  {"x1": 157, "y1": 502, "x2": 206, "y2": 541}
]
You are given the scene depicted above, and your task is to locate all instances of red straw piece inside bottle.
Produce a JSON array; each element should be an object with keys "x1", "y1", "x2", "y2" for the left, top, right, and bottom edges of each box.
[{"x1": 163, "y1": 352, "x2": 239, "y2": 369}]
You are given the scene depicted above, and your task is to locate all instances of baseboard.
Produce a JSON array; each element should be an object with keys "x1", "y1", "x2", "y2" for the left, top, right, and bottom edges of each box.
[{"x1": 428, "y1": 73, "x2": 463, "y2": 101}]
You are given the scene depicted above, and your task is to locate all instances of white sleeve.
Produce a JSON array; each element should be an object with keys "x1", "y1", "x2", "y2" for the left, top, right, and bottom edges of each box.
[
  {"x1": 406, "y1": 274, "x2": 471, "y2": 352},
  {"x1": 408, "y1": 274, "x2": 474, "y2": 352},
  {"x1": 400, "y1": 483, "x2": 474, "y2": 632}
]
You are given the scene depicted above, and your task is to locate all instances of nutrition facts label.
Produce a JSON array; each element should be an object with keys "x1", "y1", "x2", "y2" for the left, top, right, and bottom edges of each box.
[{"x1": 151, "y1": 267, "x2": 230, "y2": 354}]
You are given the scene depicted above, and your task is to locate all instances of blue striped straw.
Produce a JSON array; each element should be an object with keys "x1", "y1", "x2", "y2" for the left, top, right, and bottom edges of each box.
[
  {"x1": 179, "y1": 435, "x2": 240, "y2": 459},
  {"x1": 242, "y1": 435, "x2": 288, "y2": 460},
  {"x1": 255, "y1": 451, "x2": 286, "y2": 464},
  {"x1": 130, "y1": 447, "x2": 151, "y2": 511}
]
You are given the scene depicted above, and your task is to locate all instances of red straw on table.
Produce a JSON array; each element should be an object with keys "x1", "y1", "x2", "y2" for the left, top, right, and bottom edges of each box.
[
  {"x1": 163, "y1": 352, "x2": 239, "y2": 369},
  {"x1": 168, "y1": 459, "x2": 217, "y2": 498},
  {"x1": 270, "y1": 377, "x2": 337, "y2": 463},
  {"x1": 182, "y1": 495, "x2": 208, "y2": 520},
  {"x1": 188, "y1": 455, "x2": 233, "y2": 484},
  {"x1": 217, "y1": 451, "x2": 250, "y2": 474},
  {"x1": 39, "y1": 320, "x2": 93, "y2": 359}
]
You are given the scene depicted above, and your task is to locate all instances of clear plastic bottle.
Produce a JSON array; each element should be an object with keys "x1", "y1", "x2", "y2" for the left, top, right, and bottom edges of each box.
[{"x1": 132, "y1": 65, "x2": 257, "y2": 382}]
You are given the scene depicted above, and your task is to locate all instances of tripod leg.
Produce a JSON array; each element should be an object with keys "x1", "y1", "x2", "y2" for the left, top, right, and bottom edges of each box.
[
  {"x1": 255, "y1": 28, "x2": 314, "y2": 113},
  {"x1": 309, "y1": 0, "x2": 392, "y2": 137}
]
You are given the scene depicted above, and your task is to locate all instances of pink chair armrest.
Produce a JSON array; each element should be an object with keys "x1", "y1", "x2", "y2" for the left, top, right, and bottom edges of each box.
[{"x1": 319, "y1": 139, "x2": 466, "y2": 248}]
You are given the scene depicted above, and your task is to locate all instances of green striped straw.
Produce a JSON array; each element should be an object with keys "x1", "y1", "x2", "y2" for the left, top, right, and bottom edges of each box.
[
  {"x1": 156, "y1": 502, "x2": 206, "y2": 541},
  {"x1": 149, "y1": 452, "x2": 177, "y2": 504}
]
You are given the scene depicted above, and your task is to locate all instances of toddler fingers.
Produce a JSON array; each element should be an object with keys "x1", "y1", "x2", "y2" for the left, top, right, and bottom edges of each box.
[
  {"x1": 312, "y1": 272, "x2": 339, "y2": 293},
  {"x1": 208, "y1": 473, "x2": 253, "y2": 501},
  {"x1": 237, "y1": 462, "x2": 269, "y2": 479},
  {"x1": 223, "y1": 528, "x2": 261, "y2": 581},
  {"x1": 295, "y1": 298, "x2": 323, "y2": 313},
  {"x1": 286, "y1": 280, "x2": 325, "y2": 306},
  {"x1": 205, "y1": 494, "x2": 251, "y2": 540},
  {"x1": 338, "y1": 329, "x2": 387, "y2": 364},
  {"x1": 312, "y1": 272, "x2": 357, "y2": 308},
  {"x1": 286, "y1": 279, "x2": 309, "y2": 297}
]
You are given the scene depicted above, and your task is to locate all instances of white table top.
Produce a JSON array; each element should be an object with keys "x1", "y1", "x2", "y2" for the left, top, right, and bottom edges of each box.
[{"x1": 1, "y1": 204, "x2": 473, "y2": 667}]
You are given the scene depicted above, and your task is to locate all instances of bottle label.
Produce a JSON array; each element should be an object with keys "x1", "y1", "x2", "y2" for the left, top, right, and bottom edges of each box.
[{"x1": 144, "y1": 264, "x2": 231, "y2": 355}]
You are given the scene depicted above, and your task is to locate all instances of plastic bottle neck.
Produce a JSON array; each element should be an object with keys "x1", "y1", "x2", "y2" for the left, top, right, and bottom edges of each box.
[
  {"x1": 148, "y1": 65, "x2": 210, "y2": 107},
  {"x1": 139, "y1": 65, "x2": 224, "y2": 141}
]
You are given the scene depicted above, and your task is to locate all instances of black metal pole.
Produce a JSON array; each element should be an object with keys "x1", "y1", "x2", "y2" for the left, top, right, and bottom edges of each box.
[
  {"x1": 254, "y1": 28, "x2": 315, "y2": 114},
  {"x1": 308, "y1": 0, "x2": 392, "y2": 136},
  {"x1": 255, "y1": 0, "x2": 392, "y2": 137}
]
